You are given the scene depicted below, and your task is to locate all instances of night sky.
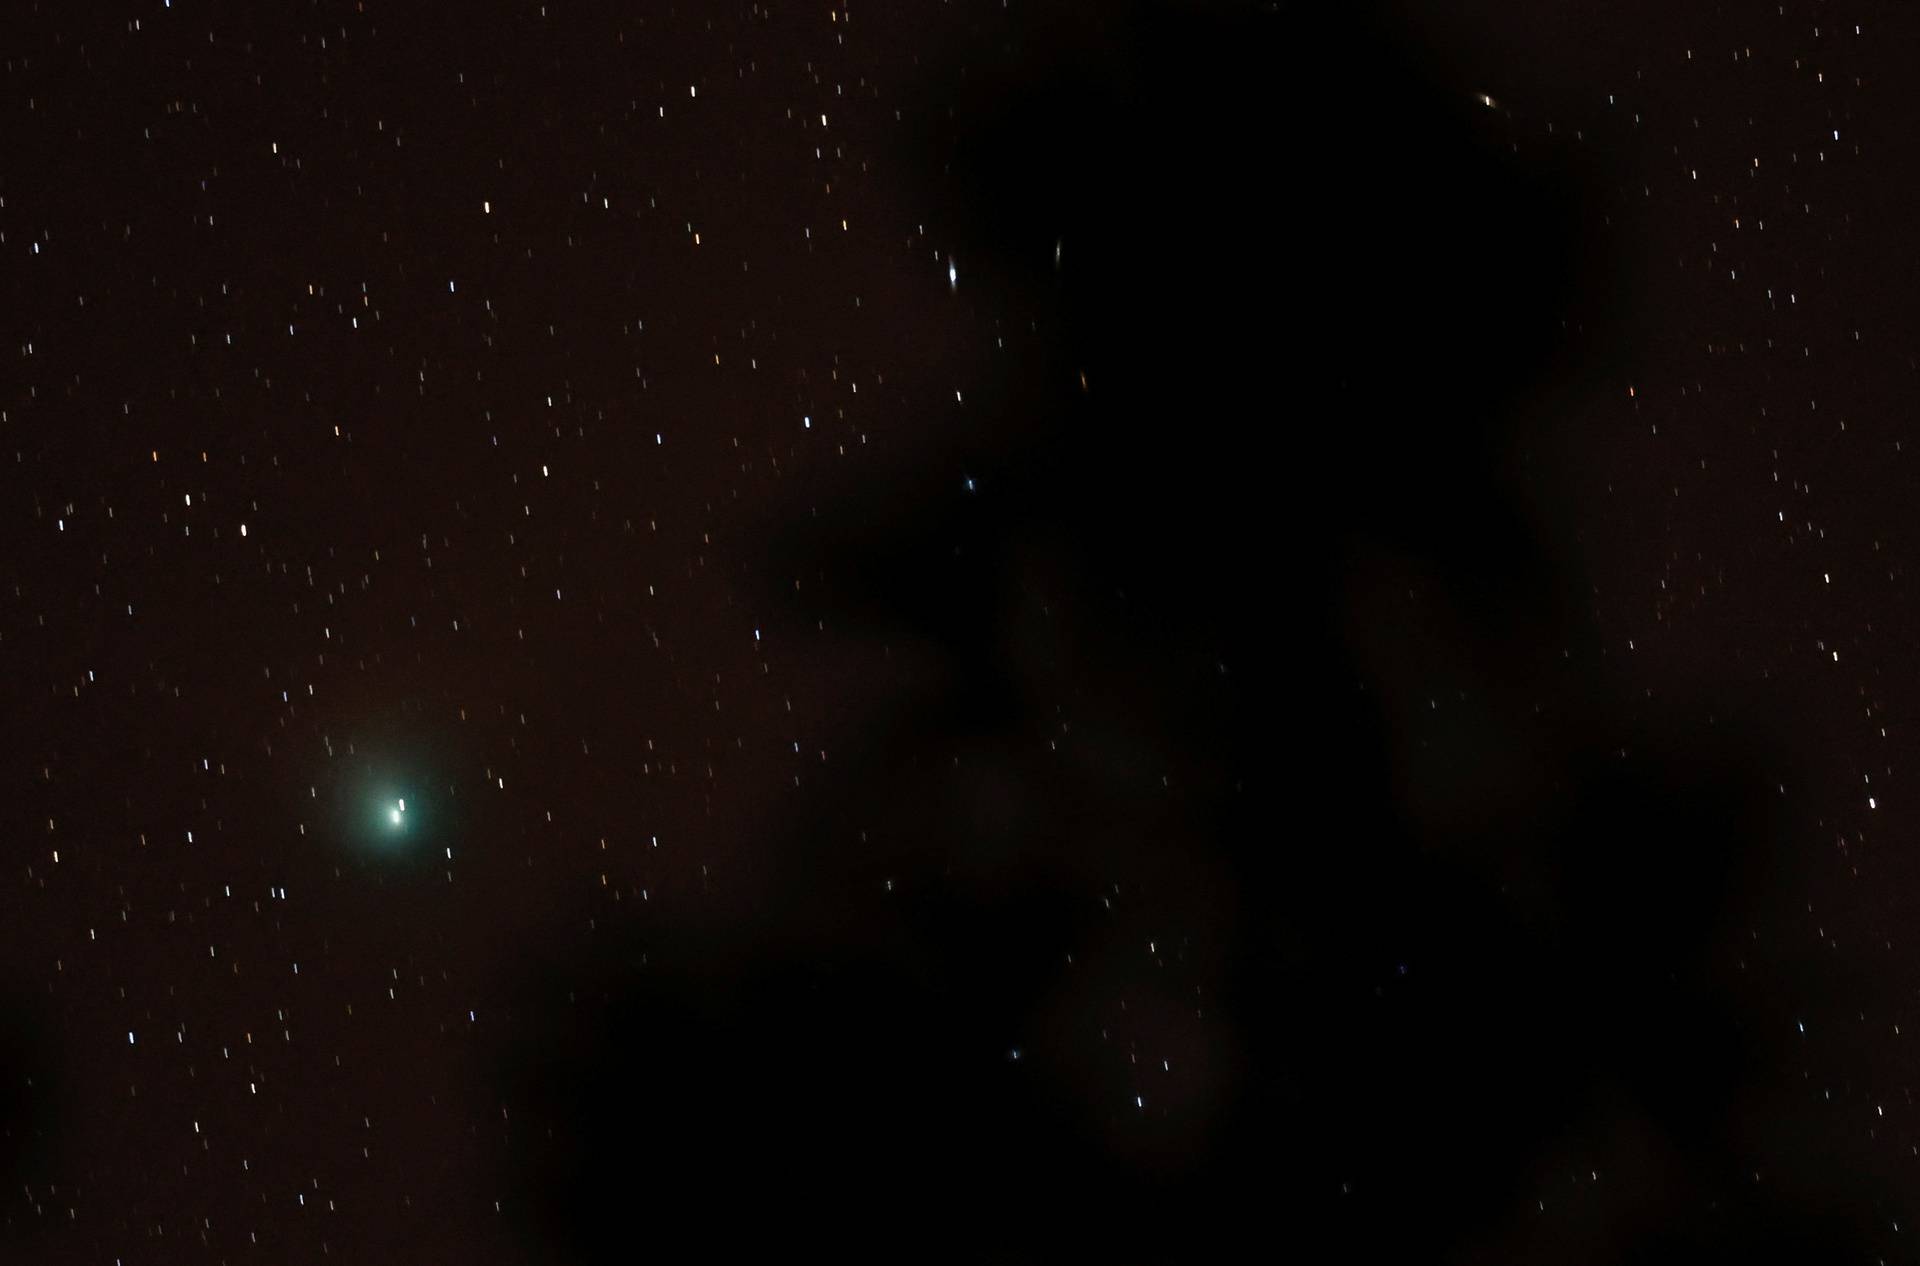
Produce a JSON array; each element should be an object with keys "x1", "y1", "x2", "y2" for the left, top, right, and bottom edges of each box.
[{"x1": 5, "y1": 0, "x2": 1920, "y2": 1261}]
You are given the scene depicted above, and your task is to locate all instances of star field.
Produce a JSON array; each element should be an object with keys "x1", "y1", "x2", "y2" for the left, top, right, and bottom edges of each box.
[{"x1": 5, "y1": 1, "x2": 1920, "y2": 1262}]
